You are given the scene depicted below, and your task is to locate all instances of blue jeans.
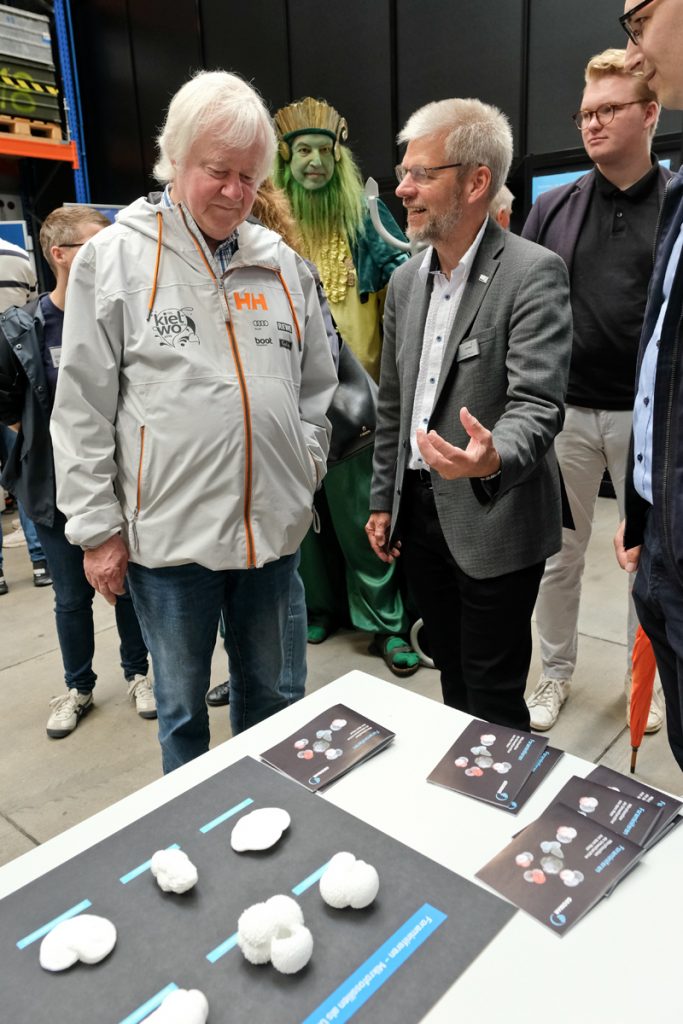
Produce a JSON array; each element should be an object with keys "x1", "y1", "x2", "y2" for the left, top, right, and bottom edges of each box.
[
  {"x1": 17, "y1": 501, "x2": 45, "y2": 563},
  {"x1": 127, "y1": 552, "x2": 302, "y2": 773},
  {"x1": 33, "y1": 511, "x2": 149, "y2": 691},
  {"x1": 279, "y1": 568, "x2": 307, "y2": 703},
  {"x1": 0, "y1": 424, "x2": 46, "y2": 565}
]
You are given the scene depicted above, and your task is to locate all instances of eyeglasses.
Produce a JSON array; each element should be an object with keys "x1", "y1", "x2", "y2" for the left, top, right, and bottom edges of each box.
[
  {"x1": 619, "y1": 0, "x2": 656, "y2": 45},
  {"x1": 571, "y1": 100, "x2": 646, "y2": 130},
  {"x1": 57, "y1": 242, "x2": 87, "y2": 248},
  {"x1": 395, "y1": 162, "x2": 462, "y2": 184}
]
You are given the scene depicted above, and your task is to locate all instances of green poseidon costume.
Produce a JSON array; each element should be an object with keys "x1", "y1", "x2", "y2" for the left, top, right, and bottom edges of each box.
[{"x1": 274, "y1": 97, "x2": 419, "y2": 676}]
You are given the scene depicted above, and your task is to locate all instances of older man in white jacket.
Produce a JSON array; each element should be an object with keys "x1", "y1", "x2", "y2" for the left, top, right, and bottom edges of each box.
[{"x1": 51, "y1": 71, "x2": 337, "y2": 773}]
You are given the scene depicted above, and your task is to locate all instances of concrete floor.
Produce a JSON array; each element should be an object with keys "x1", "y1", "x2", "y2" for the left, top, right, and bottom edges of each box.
[{"x1": 1, "y1": 497, "x2": 680, "y2": 868}]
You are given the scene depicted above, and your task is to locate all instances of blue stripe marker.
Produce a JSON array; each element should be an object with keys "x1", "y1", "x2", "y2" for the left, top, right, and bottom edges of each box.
[
  {"x1": 120, "y1": 844, "x2": 181, "y2": 885},
  {"x1": 206, "y1": 930, "x2": 239, "y2": 963},
  {"x1": 199, "y1": 797, "x2": 253, "y2": 833},
  {"x1": 300, "y1": 903, "x2": 448, "y2": 1024},
  {"x1": 16, "y1": 898, "x2": 93, "y2": 949},
  {"x1": 292, "y1": 861, "x2": 330, "y2": 896},
  {"x1": 118, "y1": 983, "x2": 179, "y2": 1024}
]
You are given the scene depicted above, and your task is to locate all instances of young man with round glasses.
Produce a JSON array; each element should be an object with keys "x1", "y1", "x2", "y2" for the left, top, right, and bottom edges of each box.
[
  {"x1": 522, "y1": 48, "x2": 670, "y2": 733},
  {"x1": 614, "y1": 0, "x2": 683, "y2": 772}
]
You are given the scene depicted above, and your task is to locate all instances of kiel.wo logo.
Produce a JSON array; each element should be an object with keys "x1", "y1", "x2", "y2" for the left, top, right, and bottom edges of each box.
[{"x1": 152, "y1": 307, "x2": 200, "y2": 349}]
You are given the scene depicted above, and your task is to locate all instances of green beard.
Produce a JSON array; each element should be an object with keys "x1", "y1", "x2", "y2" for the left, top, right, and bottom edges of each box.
[{"x1": 276, "y1": 154, "x2": 365, "y2": 258}]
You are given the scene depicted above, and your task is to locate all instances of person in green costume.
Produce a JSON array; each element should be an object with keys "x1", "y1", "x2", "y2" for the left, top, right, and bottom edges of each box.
[{"x1": 273, "y1": 97, "x2": 419, "y2": 677}]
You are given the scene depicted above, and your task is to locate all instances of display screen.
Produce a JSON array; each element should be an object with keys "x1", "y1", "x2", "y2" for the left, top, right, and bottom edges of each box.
[{"x1": 531, "y1": 158, "x2": 673, "y2": 204}]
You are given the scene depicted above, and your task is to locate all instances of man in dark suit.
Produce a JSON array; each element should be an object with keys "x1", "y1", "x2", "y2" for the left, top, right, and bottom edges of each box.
[
  {"x1": 366, "y1": 98, "x2": 572, "y2": 730},
  {"x1": 523, "y1": 47, "x2": 669, "y2": 733},
  {"x1": 614, "y1": 0, "x2": 683, "y2": 771}
]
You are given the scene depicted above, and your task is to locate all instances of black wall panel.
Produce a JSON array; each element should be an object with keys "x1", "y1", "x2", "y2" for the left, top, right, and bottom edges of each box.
[
  {"x1": 396, "y1": 0, "x2": 525, "y2": 156},
  {"x1": 71, "y1": 0, "x2": 147, "y2": 203},
  {"x1": 527, "y1": 0, "x2": 681, "y2": 155},
  {"x1": 69, "y1": 1, "x2": 681, "y2": 212},
  {"x1": 286, "y1": 0, "x2": 395, "y2": 181},
  {"x1": 128, "y1": 1, "x2": 203, "y2": 190},
  {"x1": 200, "y1": 0, "x2": 291, "y2": 115}
]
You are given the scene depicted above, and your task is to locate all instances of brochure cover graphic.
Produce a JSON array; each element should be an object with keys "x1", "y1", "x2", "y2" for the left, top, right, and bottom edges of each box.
[
  {"x1": 552, "y1": 775, "x2": 661, "y2": 847},
  {"x1": 261, "y1": 703, "x2": 395, "y2": 791},
  {"x1": 427, "y1": 719, "x2": 549, "y2": 810},
  {"x1": 476, "y1": 804, "x2": 643, "y2": 935},
  {"x1": 505, "y1": 746, "x2": 565, "y2": 813},
  {"x1": 587, "y1": 765, "x2": 683, "y2": 844}
]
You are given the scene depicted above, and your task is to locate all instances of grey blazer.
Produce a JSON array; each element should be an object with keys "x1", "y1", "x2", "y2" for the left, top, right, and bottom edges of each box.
[{"x1": 370, "y1": 218, "x2": 572, "y2": 580}]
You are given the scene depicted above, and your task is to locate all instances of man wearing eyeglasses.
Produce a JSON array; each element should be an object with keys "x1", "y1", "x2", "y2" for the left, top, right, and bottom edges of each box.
[
  {"x1": 614, "y1": 0, "x2": 683, "y2": 772},
  {"x1": 522, "y1": 48, "x2": 669, "y2": 733},
  {"x1": 366, "y1": 98, "x2": 572, "y2": 731}
]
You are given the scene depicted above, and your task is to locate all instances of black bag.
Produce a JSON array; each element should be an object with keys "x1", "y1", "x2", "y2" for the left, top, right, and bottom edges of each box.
[{"x1": 327, "y1": 339, "x2": 378, "y2": 462}]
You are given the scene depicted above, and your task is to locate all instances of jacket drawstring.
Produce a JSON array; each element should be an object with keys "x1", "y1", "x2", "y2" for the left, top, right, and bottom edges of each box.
[{"x1": 147, "y1": 210, "x2": 163, "y2": 321}]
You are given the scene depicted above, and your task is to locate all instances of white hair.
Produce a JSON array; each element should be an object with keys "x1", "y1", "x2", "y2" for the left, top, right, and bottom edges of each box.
[
  {"x1": 398, "y1": 98, "x2": 513, "y2": 198},
  {"x1": 489, "y1": 184, "x2": 514, "y2": 217},
  {"x1": 154, "y1": 70, "x2": 277, "y2": 184}
]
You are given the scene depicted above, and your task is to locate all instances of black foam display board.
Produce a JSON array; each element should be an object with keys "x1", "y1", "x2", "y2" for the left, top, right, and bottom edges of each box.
[{"x1": 1, "y1": 756, "x2": 515, "y2": 1023}]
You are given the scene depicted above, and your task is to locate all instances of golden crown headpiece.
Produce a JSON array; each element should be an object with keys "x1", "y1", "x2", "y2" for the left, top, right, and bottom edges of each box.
[{"x1": 274, "y1": 97, "x2": 349, "y2": 163}]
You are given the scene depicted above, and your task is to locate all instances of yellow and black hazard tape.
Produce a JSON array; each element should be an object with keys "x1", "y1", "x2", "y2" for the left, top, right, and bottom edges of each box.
[{"x1": 0, "y1": 72, "x2": 59, "y2": 97}]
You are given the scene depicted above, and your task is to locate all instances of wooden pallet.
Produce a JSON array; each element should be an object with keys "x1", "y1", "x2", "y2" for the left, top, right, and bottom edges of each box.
[{"x1": 0, "y1": 114, "x2": 62, "y2": 141}]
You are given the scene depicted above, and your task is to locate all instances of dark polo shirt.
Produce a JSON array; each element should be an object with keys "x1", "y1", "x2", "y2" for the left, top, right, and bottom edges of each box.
[{"x1": 569, "y1": 161, "x2": 661, "y2": 410}]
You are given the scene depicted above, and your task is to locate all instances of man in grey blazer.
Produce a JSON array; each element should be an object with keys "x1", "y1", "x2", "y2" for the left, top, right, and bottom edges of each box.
[{"x1": 366, "y1": 98, "x2": 572, "y2": 730}]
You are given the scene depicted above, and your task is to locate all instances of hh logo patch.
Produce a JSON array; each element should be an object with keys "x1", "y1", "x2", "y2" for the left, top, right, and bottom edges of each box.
[
  {"x1": 234, "y1": 291, "x2": 268, "y2": 311},
  {"x1": 279, "y1": 338, "x2": 292, "y2": 350},
  {"x1": 152, "y1": 307, "x2": 200, "y2": 348}
]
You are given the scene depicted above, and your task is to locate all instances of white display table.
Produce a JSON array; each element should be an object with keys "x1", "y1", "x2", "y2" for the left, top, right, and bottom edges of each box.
[{"x1": 1, "y1": 671, "x2": 678, "y2": 1022}]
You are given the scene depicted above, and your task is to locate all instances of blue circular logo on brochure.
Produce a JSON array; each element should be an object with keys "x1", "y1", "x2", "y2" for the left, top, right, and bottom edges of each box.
[
  {"x1": 495, "y1": 792, "x2": 509, "y2": 802},
  {"x1": 550, "y1": 913, "x2": 566, "y2": 927},
  {"x1": 308, "y1": 775, "x2": 322, "y2": 786}
]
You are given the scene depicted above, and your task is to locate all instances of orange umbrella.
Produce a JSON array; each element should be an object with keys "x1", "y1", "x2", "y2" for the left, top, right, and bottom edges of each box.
[{"x1": 629, "y1": 625, "x2": 657, "y2": 773}]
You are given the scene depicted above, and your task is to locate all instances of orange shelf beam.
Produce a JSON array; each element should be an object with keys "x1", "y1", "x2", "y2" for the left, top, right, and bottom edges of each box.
[{"x1": 0, "y1": 135, "x2": 79, "y2": 167}]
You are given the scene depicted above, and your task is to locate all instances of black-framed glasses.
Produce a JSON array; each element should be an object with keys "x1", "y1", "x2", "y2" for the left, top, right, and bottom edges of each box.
[
  {"x1": 395, "y1": 162, "x2": 462, "y2": 184},
  {"x1": 57, "y1": 242, "x2": 86, "y2": 248},
  {"x1": 619, "y1": 0, "x2": 656, "y2": 45},
  {"x1": 571, "y1": 100, "x2": 646, "y2": 130}
]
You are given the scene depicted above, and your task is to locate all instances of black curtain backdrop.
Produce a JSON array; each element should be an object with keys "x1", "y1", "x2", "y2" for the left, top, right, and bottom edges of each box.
[{"x1": 69, "y1": 0, "x2": 682, "y2": 219}]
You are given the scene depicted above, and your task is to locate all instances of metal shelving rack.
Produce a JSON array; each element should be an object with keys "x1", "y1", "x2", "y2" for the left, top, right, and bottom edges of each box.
[{"x1": 0, "y1": 0, "x2": 88, "y2": 197}]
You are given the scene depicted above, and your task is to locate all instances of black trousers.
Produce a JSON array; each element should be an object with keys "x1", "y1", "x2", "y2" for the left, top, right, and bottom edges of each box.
[
  {"x1": 400, "y1": 472, "x2": 544, "y2": 731},
  {"x1": 632, "y1": 511, "x2": 683, "y2": 771}
]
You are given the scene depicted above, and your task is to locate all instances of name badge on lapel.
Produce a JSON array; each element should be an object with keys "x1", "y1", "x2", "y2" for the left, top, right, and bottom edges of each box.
[{"x1": 456, "y1": 338, "x2": 480, "y2": 362}]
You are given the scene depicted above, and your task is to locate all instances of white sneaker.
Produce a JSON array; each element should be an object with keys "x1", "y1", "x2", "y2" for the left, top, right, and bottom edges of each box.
[
  {"x1": 46, "y1": 690, "x2": 93, "y2": 738},
  {"x1": 526, "y1": 675, "x2": 570, "y2": 731},
  {"x1": 624, "y1": 672, "x2": 664, "y2": 734},
  {"x1": 127, "y1": 675, "x2": 157, "y2": 719}
]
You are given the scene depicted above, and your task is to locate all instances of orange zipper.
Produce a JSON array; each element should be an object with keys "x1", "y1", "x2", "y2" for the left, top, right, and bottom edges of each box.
[
  {"x1": 131, "y1": 425, "x2": 145, "y2": 551},
  {"x1": 177, "y1": 207, "x2": 257, "y2": 567},
  {"x1": 225, "y1": 319, "x2": 256, "y2": 567}
]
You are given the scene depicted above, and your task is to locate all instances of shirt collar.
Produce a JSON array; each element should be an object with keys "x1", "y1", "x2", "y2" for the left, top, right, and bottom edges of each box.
[
  {"x1": 162, "y1": 185, "x2": 239, "y2": 269},
  {"x1": 593, "y1": 159, "x2": 660, "y2": 202},
  {"x1": 417, "y1": 215, "x2": 489, "y2": 284}
]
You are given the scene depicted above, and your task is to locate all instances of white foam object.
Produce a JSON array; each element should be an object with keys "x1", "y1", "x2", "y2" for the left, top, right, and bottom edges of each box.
[
  {"x1": 319, "y1": 851, "x2": 380, "y2": 909},
  {"x1": 151, "y1": 848, "x2": 198, "y2": 894},
  {"x1": 230, "y1": 807, "x2": 291, "y2": 852},
  {"x1": 145, "y1": 988, "x2": 209, "y2": 1024},
  {"x1": 237, "y1": 894, "x2": 313, "y2": 974},
  {"x1": 39, "y1": 914, "x2": 117, "y2": 972}
]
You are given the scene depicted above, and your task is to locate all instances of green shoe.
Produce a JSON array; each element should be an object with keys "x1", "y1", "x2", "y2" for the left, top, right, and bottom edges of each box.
[{"x1": 368, "y1": 634, "x2": 420, "y2": 677}]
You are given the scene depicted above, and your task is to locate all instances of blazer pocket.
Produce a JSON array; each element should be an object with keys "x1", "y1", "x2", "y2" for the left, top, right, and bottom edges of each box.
[{"x1": 456, "y1": 326, "x2": 496, "y2": 362}]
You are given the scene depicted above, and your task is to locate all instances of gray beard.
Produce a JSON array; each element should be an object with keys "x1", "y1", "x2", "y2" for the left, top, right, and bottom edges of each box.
[{"x1": 406, "y1": 197, "x2": 463, "y2": 246}]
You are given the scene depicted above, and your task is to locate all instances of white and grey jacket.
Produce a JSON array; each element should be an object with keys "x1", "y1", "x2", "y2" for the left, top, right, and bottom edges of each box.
[{"x1": 50, "y1": 196, "x2": 337, "y2": 570}]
